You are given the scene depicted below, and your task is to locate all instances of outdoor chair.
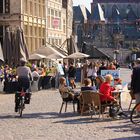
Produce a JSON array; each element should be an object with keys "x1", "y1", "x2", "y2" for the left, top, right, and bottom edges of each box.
[
  {"x1": 80, "y1": 91, "x2": 101, "y2": 118},
  {"x1": 128, "y1": 90, "x2": 135, "y2": 111},
  {"x1": 59, "y1": 91, "x2": 76, "y2": 114}
]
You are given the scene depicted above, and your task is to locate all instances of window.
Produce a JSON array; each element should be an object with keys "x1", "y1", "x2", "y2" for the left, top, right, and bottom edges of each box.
[
  {"x1": 24, "y1": 0, "x2": 28, "y2": 14},
  {"x1": 34, "y1": 3, "x2": 38, "y2": 16},
  {"x1": 0, "y1": 26, "x2": 3, "y2": 45},
  {"x1": 5, "y1": 0, "x2": 10, "y2": 13},
  {"x1": 0, "y1": 0, "x2": 10, "y2": 13},
  {"x1": 63, "y1": 19, "x2": 66, "y2": 33},
  {"x1": 51, "y1": 9, "x2": 54, "y2": 16},
  {"x1": 0, "y1": 1, "x2": 3, "y2": 13},
  {"x1": 48, "y1": 16, "x2": 51, "y2": 28},
  {"x1": 30, "y1": 1, "x2": 33, "y2": 15},
  {"x1": 48, "y1": 8, "x2": 50, "y2": 15},
  {"x1": 62, "y1": 0, "x2": 67, "y2": 9}
]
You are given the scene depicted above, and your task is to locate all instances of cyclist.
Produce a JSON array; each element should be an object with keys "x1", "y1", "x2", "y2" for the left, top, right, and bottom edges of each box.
[
  {"x1": 15, "y1": 58, "x2": 33, "y2": 112},
  {"x1": 131, "y1": 58, "x2": 140, "y2": 106}
]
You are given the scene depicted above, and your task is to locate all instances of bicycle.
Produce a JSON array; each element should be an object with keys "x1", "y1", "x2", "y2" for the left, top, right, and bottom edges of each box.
[
  {"x1": 130, "y1": 102, "x2": 140, "y2": 124},
  {"x1": 16, "y1": 89, "x2": 31, "y2": 117}
]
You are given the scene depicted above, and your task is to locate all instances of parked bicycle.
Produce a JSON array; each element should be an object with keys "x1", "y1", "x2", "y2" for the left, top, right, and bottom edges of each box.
[{"x1": 130, "y1": 102, "x2": 140, "y2": 124}]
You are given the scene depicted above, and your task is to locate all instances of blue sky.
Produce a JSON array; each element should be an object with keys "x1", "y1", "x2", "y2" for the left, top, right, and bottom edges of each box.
[{"x1": 73, "y1": 0, "x2": 92, "y2": 11}]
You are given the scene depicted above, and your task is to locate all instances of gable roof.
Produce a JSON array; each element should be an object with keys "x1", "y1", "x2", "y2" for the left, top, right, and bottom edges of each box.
[
  {"x1": 90, "y1": 3, "x2": 105, "y2": 22},
  {"x1": 73, "y1": 5, "x2": 90, "y2": 23}
]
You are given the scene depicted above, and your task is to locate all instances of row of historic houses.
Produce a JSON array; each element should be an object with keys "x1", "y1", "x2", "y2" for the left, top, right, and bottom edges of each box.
[{"x1": 0, "y1": 0, "x2": 73, "y2": 56}]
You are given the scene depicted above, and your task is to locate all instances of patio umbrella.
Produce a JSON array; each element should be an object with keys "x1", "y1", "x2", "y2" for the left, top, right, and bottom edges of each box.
[
  {"x1": 3, "y1": 28, "x2": 12, "y2": 65},
  {"x1": 36, "y1": 45, "x2": 65, "y2": 58},
  {"x1": 29, "y1": 53, "x2": 47, "y2": 60},
  {"x1": 65, "y1": 52, "x2": 89, "y2": 59},
  {"x1": 13, "y1": 27, "x2": 29, "y2": 64},
  {"x1": 46, "y1": 53, "x2": 65, "y2": 60}
]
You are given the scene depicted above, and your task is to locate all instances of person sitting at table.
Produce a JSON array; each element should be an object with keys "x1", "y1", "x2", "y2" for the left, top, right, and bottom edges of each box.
[
  {"x1": 59, "y1": 77, "x2": 80, "y2": 111},
  {"x1": 96, "y1": 76, "x2": 105, "y2": 90},
  {"x1": 99, "y1": 74, "x2": 116, "y2": 103},
  {"x1": 99, "y1": 74, "x2": 119, "y2": 117},
  {"x1": 81, "y1": 78, "x2": 96, "y2": 91}
]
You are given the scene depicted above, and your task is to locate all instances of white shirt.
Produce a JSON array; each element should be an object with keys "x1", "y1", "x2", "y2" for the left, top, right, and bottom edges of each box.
[{"x1": 87, "y1": 67, "x2": 97, "y2": 77}]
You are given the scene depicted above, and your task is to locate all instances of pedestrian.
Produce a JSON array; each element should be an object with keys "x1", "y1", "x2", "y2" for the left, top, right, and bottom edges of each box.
[
  {"x1": 86, "y1": 62, "x2": 97, "y2": 86},
  {"x1": 81, "y1": 60, "x2": 90, "y2": 84},
  {"x1": 63, "y1": 62, "x2": 69, "y2": 86},
  {"x1": 68, "y1": 62, "x2": 76, "y2": 89}
]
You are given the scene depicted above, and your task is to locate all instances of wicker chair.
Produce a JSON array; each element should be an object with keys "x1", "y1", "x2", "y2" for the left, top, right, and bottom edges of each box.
[
  {"x1": 59, "y1": 91, "x2": 76, "y2": 114},
  {"x1": 80, "y1": 91, "x2": 101, "y2": 118}
]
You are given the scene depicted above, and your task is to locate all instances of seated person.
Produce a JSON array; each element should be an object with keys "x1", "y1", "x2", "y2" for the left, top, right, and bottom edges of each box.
[
  {"x1": 59, "y1": 77, "x2": 74, "y2": 99},
  {"x1": 59, "y1": 77, "x2": 80, "y2": 111},
  {"x1": 81, "y1": 78, "x2": 96, "y2": 91},
  {"x1": 96, "y1": 76, "x2": 105, "y2": 90},
  {"x1": 99, "y1": 74, "x2": 116, "y2": 104}
]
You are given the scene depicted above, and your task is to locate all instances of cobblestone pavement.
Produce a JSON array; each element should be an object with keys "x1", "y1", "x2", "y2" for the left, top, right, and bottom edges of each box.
[{"x1": 0, "y1": 68, "x2": 140, "y2": 140}]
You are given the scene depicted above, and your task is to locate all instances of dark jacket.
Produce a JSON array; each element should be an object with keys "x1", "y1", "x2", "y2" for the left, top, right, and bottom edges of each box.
[
  {"x1": 81, "y1": 86, "x2": 96, "y2": 91},
  {"x1": 68, "y1": 66, "x2": 76, "y2": 78},
  {"x1": 131, "y1": 65, "x2": 140, "y2": 94}
]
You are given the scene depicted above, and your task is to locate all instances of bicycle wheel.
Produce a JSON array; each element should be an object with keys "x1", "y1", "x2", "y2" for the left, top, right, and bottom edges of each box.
[
  {"x1": 19, "y1": 98, "x2": 24, "y2": 117},
  {"x1": 130, "y1": 103, "x2": 140, "y2": 124}
]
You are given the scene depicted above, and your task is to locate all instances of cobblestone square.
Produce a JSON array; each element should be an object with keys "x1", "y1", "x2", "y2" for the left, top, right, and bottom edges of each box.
[{"x1": 0, "y1": 68, "x2": 139, "y2": 140}]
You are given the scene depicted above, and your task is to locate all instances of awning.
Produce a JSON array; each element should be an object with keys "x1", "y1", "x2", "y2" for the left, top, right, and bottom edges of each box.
[
  {"x1": 29, "y1": 53, "x2": 47, "y2": 60},
  {"x1": 36, "y1": 45, "x2": 66, "y2": 58},
  {"x1": 65, "y1": 52, "x2": 89, "y2": 59}
]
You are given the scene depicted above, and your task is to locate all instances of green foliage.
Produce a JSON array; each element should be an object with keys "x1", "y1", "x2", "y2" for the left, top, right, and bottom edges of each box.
[{"x1": 26, "y1": 62, "x2": 32, "y2": 68}]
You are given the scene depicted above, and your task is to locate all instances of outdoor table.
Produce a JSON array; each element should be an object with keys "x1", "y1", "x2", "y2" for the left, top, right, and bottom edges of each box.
[{"x1": 111, "y1": 90, "x2": 124, "y2": 111}]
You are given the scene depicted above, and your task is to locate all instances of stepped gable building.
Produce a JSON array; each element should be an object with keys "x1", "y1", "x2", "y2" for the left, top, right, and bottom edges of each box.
[
  {"x1": 0, "y1": 0, "x2": 46, "y2": 53},
  {"x1": 89, "y1": 0, "x2": 140, "y2": 48},
  {"x1": 73, "y1": 5, "x2": 91, "y2": 49},
  {"x1": 47, "y1": 0, "x2": 73, "y2": 52}
]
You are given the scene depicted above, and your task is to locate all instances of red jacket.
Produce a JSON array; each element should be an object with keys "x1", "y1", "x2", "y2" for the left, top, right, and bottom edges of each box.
[{"x1": 99, "y1": 82, "x2": 115, "y2": 102}]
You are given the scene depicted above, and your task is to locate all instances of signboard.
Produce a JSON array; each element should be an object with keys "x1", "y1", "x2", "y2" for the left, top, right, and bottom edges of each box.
[
  {"x1": 53, "y1": 18, "x2": 60, "y2": 28},
  {"x1": 101, "y1": 70, "x2": 120, "y2": 78}
]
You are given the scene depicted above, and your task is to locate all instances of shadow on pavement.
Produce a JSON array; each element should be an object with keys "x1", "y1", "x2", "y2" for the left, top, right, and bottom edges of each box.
[
  {"x1": 53, "y1": 116, "x2": 126, "y2": 124},
  {"x1": 110, "y1": 136, "x2": 140, "y2": 140},
  {"x1": 104, "y1": 123, "x2": 140, "y2": 138},
  {"x1": 0, "y1": 112, "x2": 79, "y2": 119}
]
